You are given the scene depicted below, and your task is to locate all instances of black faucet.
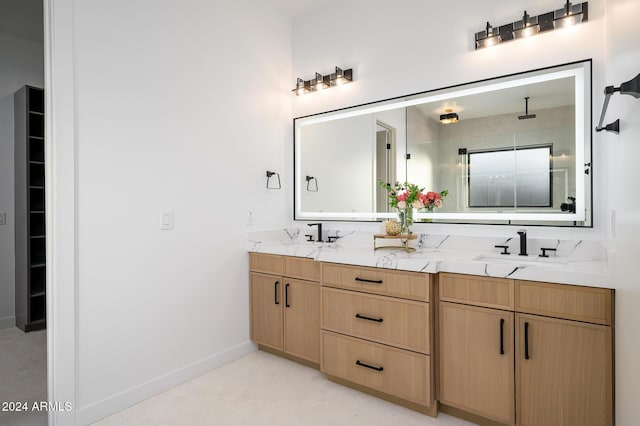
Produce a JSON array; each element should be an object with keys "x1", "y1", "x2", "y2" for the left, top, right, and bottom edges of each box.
[
  {"x1": 517, "y1": 229, "x2": 528, "y2": 256},
  {"x1": 307, "y1": 223, "x2": 323, "y2": 242}
]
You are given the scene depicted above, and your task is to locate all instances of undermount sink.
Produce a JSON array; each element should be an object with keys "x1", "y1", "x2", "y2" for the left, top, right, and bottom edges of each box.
[{"x1": 473, "y1": 254, "x2": 567, "y2": 268}]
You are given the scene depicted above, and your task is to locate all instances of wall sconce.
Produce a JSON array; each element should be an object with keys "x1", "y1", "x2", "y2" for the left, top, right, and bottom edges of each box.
[
  {"x1": 266, "y1": 171, "x2": 281, "y2": 189},
  {"x1": 439, "y1": 109, "x2": 459, "y2": 124},
  {"x1": 475, "y1": 2, "x2": 588, "y2": 50},
  {"x1": 306, "y1": 175, "x2": 318, "y2": 192},
  {"x1": 595, "y1": 72, "x2": 640, "y2": 134},
  {"x1": 293, "y1": 66, "x2": 353, "y2": 95}
]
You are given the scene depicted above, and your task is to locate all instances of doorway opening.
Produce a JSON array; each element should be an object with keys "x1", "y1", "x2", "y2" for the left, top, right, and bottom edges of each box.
[
  {"x1": 0, "y1": 1, "x2": 47, "y2": 425},
  {"x1": 375, "y1": 121, "x2": 396, "y2": 213}
]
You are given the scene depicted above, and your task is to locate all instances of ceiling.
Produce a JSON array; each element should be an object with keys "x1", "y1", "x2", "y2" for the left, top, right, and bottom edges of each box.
[
  {"x1": 415, "y1": 77, "x2": 576, "y2": 121},
  {"x1": 0, "y1": 0, "x2": 43, "y2": 43}
]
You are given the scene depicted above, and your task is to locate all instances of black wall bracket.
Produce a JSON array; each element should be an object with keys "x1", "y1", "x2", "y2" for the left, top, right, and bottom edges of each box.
[{"x1": 596, "y1": 72, "x2": 640, "y2": 134}]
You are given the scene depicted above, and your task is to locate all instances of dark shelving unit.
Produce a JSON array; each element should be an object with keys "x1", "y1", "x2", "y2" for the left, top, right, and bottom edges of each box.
[{"x1": 14, "y1": 85, "x2": 46, "y2": 332}]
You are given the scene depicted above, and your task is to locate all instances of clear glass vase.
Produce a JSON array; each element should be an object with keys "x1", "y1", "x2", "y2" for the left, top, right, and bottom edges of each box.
[
  {"x1": 397, "y1": 208, "x2": 414, "y2": 235},
  {"x1": 424, "y1": 206, "x2": 434, "y2": 223}
]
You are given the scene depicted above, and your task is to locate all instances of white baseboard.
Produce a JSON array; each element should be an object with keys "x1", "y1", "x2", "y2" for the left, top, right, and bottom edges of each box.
[
  {"x1": 76, "y1": 341, "x2": 257, "y2": 425},
  {"x1": 0, "y1": 316, "x2": 16, "y2": 329}
]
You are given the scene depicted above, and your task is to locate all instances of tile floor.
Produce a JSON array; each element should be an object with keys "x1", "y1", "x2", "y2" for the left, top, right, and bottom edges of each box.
[
  {"x1": 0, "y1": 330, "x2": 478, "y2": 426},
  {"x1": 95, "y1": 350, "x2": 475, "y2": 426},
  {"x1": 0, "y1": 327, "x2": 47, "y2": 426}
]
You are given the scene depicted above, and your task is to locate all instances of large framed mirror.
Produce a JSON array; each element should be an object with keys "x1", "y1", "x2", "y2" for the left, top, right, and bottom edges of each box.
[{"x1": 294, "y1": 60, "x2": 592, "y2": 226}]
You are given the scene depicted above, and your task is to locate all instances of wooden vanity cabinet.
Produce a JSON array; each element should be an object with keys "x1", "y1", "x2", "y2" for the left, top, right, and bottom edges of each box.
[
  {"x1": 249, "y1": 253, "x2": 320, "y2": 364},
  {"x1": 320, "y1": 263, "x2": 436, "y2": 414},
  {"x1": 438, "y1": 273, "x2": 614, "y2": 426},
  {"x1": 249, "y1": 271, "x2": 284, "y2": 350},
  {"x1": 514, "y1": 281, "x2": 613, "y2": 426},
  {"x1": 439, "y1": 302, "x2": 515, "y2": 424},
  {"x1": 439, "y1": 274, "x2": 516, "y2": 424}
]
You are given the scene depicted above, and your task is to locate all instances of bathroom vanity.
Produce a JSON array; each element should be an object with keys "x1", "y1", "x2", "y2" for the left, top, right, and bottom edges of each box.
[
  {"x1": 247, "y1": 233, "x2": 614, "y2": 426},
  {"x1": 249, "y1": 57, "x2": 613, "y2": 425}
]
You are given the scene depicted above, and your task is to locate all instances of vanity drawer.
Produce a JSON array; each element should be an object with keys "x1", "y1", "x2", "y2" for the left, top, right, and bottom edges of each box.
[
  {"x1": 516, "y1": 280, "x2": 613, "y2": 325},
  {"x1": 321, "y1": 331, "x2": 431, "y2": 406},
  {"x1": 321, "y1": 263, "x2": 429, "y2": 302},
  {"x1": 439, "y1": 273, "x2": 514, "y2": 310},
  {"x1": 284, "y1": 256, "x2": 320, "y2": 281},
  {"x1": 322, "y1": 287, "x2": 429, "y2": 354},
  {"x1": 249, "y1": 253, "x2": 283, "y2": 276}
]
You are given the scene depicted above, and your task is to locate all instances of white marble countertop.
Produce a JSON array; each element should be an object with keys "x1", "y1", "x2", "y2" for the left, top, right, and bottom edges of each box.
[{"x1": 246, "y1": 230, "x2": 613, "y2": 289}]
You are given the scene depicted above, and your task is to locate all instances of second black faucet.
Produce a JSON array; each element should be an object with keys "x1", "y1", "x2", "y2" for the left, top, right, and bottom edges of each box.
[
  {"x1": 307, "y1": 223, "x2": 323, "y2": 242},
  {"x1": 517, "y1": 229, "x2": 528, "y2": 256}
]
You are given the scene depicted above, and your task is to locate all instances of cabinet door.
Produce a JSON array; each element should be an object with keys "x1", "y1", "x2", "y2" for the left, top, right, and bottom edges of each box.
[
  {"x1": 516, "y1": 314, "x2": 613, "y2": 426},
  {"x1": 284, "y1": 279, "x2": 320, "y2": 363},
  {"x1": 250, "y1": 272, "x2": 283, "y2": 350},
  {"x1": 439, "y1": 302, "x2": 515, "y2": 425}
]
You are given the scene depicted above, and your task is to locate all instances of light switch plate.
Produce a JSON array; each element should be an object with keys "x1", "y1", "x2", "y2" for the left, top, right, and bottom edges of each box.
[
  {"x1": 160, "y1": 211, "x2": 174, "y2": 230},
  {"x1": 0, "y1": 212, "x2": 6, "y2": 225}
]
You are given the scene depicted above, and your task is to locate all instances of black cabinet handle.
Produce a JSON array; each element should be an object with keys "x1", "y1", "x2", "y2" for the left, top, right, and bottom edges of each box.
[
  {"x1": 500, "y1": 318, "x2": 505, "y2": 355},
  {"x1": 355, "y1": 360, "x2": 384, "y2": 372},
  {"x1": 355, "y1": 277, "x2": 383, "y2": 284},
  {"x1": 355, "y1": 313, "x2": 383, "y2": 323},
  {"x1": 285, "y1": 283, "x2": 290, "y2": 308},
  {"x1": 274, "y1": 281, "x2": 280, "y2": 305},
  {"x1": 524, "y1": 321, "x2": 530, "y2": 360}
]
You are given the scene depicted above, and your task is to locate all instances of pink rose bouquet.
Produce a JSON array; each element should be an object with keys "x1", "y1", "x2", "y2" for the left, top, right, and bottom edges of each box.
[{"x1": 379, "y1": 180, "x2": 448, "y2": 212}]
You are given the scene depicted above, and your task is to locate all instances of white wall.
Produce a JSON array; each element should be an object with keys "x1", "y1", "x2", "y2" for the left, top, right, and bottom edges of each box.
[
  {"x1": 292, "y1": 0, "x2": 608, "y2": 240},
  {"x1": 0, "y1": 32, "x2": 43, "y2": 328},
  {"x1": 604, "y1": 0, "x2": 640, "y2": 424},
  {"x1": 68, "y1": 0, "x2": 292, "y2": 422}
]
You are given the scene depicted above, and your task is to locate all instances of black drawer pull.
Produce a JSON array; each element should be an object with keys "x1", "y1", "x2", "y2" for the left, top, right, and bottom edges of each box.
[
  {"x1": 274, "y1": 281, "x2": 280, "y2": 305},
  {"x1": 524, "y1": 321, "x2": 530, "y2": 360},
  {"x1": 355, "y1": 277, "x2": 383, "y2": 284},
  {"x1": 500, "y1": 318, "x2": 505, "y2": 355},
  {"x1": 355, "y1": 360, "x2": 384, "y2": 372},
  {"x1": 355, "y1": 313, "x2": 383, "y2": 323}
]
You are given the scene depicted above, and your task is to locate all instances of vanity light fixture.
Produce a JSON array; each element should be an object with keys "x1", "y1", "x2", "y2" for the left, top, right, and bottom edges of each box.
[
  {"x1": 439, "y1": 109, "x2": 459, "y2": 124},
  {"x1": 475, "y1": 2, "x2": 587, "y2": 49},
  {"x1": 293, "y1": 66, "x2": 353, "y2": 95}
]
